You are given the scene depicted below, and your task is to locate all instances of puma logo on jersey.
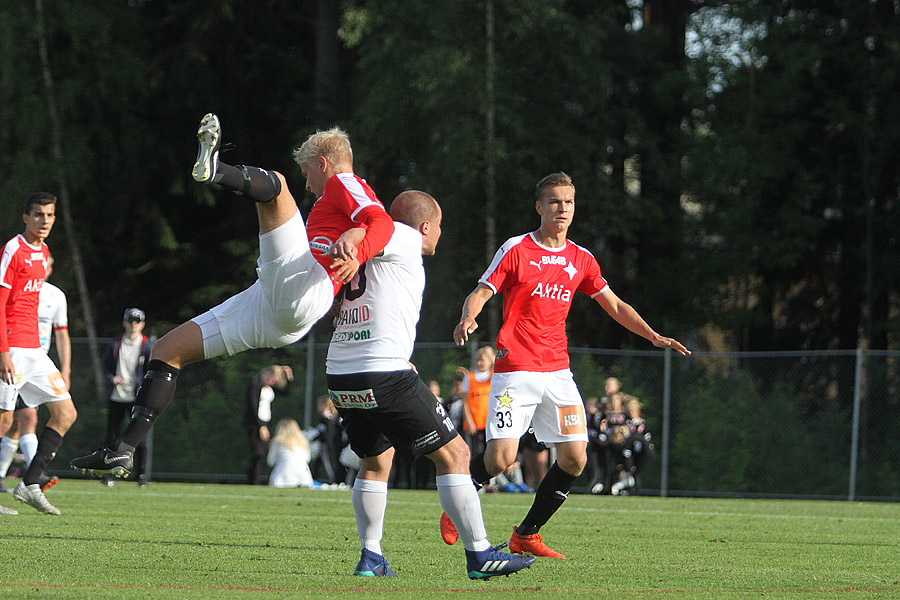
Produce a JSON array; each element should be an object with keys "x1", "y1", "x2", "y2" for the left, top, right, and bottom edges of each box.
[
  {"x1": 529, "y1": 260, "x2": 542, "y2": 271},
  {"x1": 530, "y1": 282, "x2": 572, "y2": 301}
]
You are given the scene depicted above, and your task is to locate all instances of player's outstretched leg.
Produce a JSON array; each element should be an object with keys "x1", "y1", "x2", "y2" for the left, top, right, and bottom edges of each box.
[
  {"x1": 353, "y1": 548, "x2": 397, "y2": 577},
  {"x1": 465, "y1": 543, "x2": 536, "y2": 580},
  {"x1": 191, "y1": 112, "x2": 281, "y2": 202}
]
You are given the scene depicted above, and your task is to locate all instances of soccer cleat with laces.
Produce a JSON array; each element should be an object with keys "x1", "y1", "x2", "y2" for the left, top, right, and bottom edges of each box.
[
  {"x1": 509, "y1": 526, "x2": 566, "y2": 559},
  {"x1": 440, "y1": 511, "x2": 459, "y2": 545},
  {"x1": 0, "y1": 504, "x2": 18, "y2": 515},
  {"x1": 192, "y1": 112, "x2": 221, "y2": 183},
  {"x1": 353, "y1": 548, "x2": 397, "y2": 577},
  {"x1": 40, "y1": 474, "x2": 59, "y2": 494},
  {"x1": 13, "y1": 482, "x2": 60, "y2": 515},
  {"x1": 466, "y1": 542, "x2": 537, "y2": 580},
  {"x1": 70, "y1": 446, "x2": 133, "y2": 478}
]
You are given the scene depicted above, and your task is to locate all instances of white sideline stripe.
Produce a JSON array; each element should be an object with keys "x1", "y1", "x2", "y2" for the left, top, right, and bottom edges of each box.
[{"x1": 55, "y1": 488, "x2": 894, "y2": 524}]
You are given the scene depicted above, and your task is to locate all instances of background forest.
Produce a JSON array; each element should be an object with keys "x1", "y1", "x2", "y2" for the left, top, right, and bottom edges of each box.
[{"x1": 1, "y1": 0, "x2": 899, "y2": 358}]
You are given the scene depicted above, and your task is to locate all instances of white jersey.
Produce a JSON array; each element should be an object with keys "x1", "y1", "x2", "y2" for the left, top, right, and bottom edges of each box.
[
  {"x1": 326, "y1": 223, "x2": 423, "y2": 374},
  {"x1": 37, "y1": 282, "x2": 68, "y2": 354}
]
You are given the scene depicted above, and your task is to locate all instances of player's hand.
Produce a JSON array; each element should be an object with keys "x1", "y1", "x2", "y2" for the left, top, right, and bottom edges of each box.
[
  {"x1": 282, "y1": 366, "x2": 294, "y2": 382},
  {"x1": 329, "y1": 239, "x2": 358, "y2": 262},
  {"x1": 652, "y1": 335, "x2": 691, "y2": 356},
  {"x1": 330, "y1": 257, "x2": 360, "y2": 284},
  {"x1": 453, "y1": 317, "x2": 478, "y2": 345},
  {"x1": 259, "y1": 425, "x2": 270, "y2": 443},
  {"x1": 0, "y1": 352, "x2": 15, "y2": 386}
]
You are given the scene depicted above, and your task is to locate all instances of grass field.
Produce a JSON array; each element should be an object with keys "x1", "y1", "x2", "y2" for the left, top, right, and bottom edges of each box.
[{"x1": 0, "y1": 478, "x2": 897, "y2": 599}]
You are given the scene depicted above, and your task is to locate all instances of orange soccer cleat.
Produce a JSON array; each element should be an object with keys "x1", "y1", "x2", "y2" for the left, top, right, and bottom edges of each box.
[
  {"x1": 440, "y1": 512, "x2": 459, "y2": 545},
  {"x1": 508, "y1": 526, "x2": 566, "y2": 558}
]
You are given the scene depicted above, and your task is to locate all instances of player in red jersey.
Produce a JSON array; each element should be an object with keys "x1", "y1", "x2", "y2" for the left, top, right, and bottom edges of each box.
[
  {"x1": 0, "y1": 192, "x2": 78, "y2": 515},
  {"x1": 442, "y1": 172, "x2": 690, "y2": 557},
  {"x1": 71, "y1": 114, "x2": 394, "y2": 479}
]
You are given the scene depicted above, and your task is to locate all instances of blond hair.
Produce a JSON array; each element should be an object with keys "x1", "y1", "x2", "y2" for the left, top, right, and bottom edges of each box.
[
  {"x1": 535, "y1": 172, "x2": 574, "y2": 201},
  {"x1": 272, "y1": 418, "x2": 309, "y2": 452},
  {"x1": 475, "y1": 346, "x2": 496, "y2": 369},
  {"x1": 292, "y1": 127, "x2": 353, "y2": 168}
]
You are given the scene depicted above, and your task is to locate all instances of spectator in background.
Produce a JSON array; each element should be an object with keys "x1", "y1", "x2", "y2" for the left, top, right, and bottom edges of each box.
[
  {"x1": 101, "y1": 308, "x2": 154, "y2": 487},
  {"x1": 457, "y1": 346, "x2": 495, "y2": 461},
  {"x1": 244, "y1": 365, "x2": 293, "y2": 485},
  {"x1": 585, "y1": 395, "x2": 610, "y2": 494},
  {"x1": 267, "y1": 417, "x2": 317, "y2": 488},
  {"x1": 309, "y1": 395, "x2": 346, "y2": 485},
  {"x1": 0, "y1": 252, "x2": 68, "y2": 495}
]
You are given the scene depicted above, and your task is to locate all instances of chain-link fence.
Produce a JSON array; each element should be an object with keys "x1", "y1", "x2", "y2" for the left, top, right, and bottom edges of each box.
[{"x1": 51, "y1": 337, "x2": 900, "y2": 500}]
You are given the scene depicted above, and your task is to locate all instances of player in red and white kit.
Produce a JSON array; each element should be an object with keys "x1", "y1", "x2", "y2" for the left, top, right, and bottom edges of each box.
[
  {"x1": 0, "y1": 193, "x2": 78, "y2": 515},
  {"x1": 71, "y1": 114, "x2": 394, "y2": 479},
  {"x1": 444, "y1": 172, "x2": 690, "y2": 558}
]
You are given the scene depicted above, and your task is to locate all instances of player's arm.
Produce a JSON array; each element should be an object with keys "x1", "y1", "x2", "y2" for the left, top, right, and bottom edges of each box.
[
  {"x1": 453, "y1": 284, "x2": 495, "y2": 345},
  {"x1": 0, "y1": 286, "x2": 13, "y2": 384},
  {"x1": 54, "y1": 326, "x2": 71, "y2": 389},
  {"x1": 594, "y1": 288, "x2": 690, "y2": 356},
  {"x1": 353, "y1": 206, "x2": 394, "y2": 264}
]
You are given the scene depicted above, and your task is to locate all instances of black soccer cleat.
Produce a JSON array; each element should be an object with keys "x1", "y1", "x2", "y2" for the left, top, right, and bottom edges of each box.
[{"x1": 70, "y1": 446, "x2": 133, "y2": 478}]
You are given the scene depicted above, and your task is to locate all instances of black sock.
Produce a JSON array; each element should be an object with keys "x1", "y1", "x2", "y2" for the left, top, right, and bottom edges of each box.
[
  {"x1": 516, "y1": 461, "x2": 577, "y2": 536},
  {"x1": 215, "y1": 162, "x2": 281, "y2": 202},
  {"x1": 469, "y1": 451, "x2": 492, "y2": 486},
  {"x1": 116, "y1": 360, "x2": 180, "y2": 449},
  {"x1": 23, "y1": 427, "x2": 63, "y2": 486}
]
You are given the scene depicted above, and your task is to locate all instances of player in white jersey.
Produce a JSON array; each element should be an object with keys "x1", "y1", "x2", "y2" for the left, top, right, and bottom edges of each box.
[
  {"x1": 0, "y1": 254, "x2": 67, "y2": 494},
  {"x1": 326, "y1": 191, "x2": 535, "y2": 581}
]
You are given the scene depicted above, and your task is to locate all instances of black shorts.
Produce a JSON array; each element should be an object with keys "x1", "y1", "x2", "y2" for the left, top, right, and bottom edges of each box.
[{"x1": 327, "y1": 370, "x2": 458, "y2": 459}]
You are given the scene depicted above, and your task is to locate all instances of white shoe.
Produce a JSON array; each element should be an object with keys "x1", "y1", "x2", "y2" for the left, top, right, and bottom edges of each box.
[
  {"x1": 0, "y1": 504, "x2": 18, "y2": 515},
  {"x1": 610, "y1": 475, "x2": 635, "y2": 496},
  {"x1": 192, "y1": 113, "x2": 221, "y2": 183},
  {"x1": 590, "y1": 482, "x2": 605, "y2": 495},
  {"x1": 13, "y1": 481, "x2": 61, "y2": 515}
]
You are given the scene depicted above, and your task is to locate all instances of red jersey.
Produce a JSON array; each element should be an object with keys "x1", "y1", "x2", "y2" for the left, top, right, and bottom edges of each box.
[
  {"x1": 0, "y1": 235, "x2": 49, "y2": 351},
  {"x1": 479, "y1": 233, "x2": 608, "y2": 373},
  {"x1": 305, "y1": 172, "x2": 394, "y2": 295}
]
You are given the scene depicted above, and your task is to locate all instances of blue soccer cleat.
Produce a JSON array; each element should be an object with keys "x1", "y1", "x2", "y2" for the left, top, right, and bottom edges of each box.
[
  {"x1": 353, "y1": 548, "x2": 397, "y2": 577},
  {"x1": 466, "y1": 543, "x2": 536, "y2": 580}
]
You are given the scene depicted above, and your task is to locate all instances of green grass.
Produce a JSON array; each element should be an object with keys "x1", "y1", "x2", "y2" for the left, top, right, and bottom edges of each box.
[{"x1": 0, "y1": 479, "x2": 897, "y2": 599}]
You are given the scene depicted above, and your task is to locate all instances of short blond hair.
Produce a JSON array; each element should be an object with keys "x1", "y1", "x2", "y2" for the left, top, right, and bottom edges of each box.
[
  {"x1": 535, "y1": 172, "x2": 574, "y2": 201},
  {"x1": 293, "y1": 127, "x2": 353, "y2": 168}
]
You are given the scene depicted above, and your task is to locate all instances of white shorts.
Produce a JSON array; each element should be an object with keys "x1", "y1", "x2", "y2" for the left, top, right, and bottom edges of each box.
[
  {"x1": 0, "y1": 347, "x2": 71, "y2": 411},
  {"x1": 486, "y1": 369, "x2": 588, "y2": 445},
  {"x1": 192, "y1": 212, "x2": 335, "y2": 358}
]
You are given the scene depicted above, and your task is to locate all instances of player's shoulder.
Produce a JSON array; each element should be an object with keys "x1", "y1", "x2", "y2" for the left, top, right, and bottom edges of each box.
[
  {"x1": 498, "y1": 233, "x2": 531, "y2": 253},
  {"x1": 567, "y1": 239, "x2": 599, "y2": 261}
]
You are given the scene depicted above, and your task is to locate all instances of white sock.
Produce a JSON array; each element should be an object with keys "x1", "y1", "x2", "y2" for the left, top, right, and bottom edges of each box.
[
  {"x1": 436, "y1": 473, "x2": 490, "y2": 551},
  {"x1": 18, "y1": 433, "x2": 38, "y2": 467},
  {"x1": 0, "y1": 437, "x2": 19, "y2": 477},
  {"x1": 352, "y1": 478, "x2": 387, "y2": 555}
]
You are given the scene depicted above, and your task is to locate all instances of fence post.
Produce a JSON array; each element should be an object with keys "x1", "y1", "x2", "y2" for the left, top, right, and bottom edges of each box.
[
  {"x1": 848, "y1": 348, "x2": 863, "y2": 501},
  {"x1": 304, "y1": 330, "x2": 316, "y2": 429},
  {"x1": 660, "y1": 347, "x2": 672, "y2": 498}
]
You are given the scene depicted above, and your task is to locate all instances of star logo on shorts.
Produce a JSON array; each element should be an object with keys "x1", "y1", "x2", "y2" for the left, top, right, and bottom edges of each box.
[{"x1": 496, "y1": 390, "x2": 514, "y2": 409}]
